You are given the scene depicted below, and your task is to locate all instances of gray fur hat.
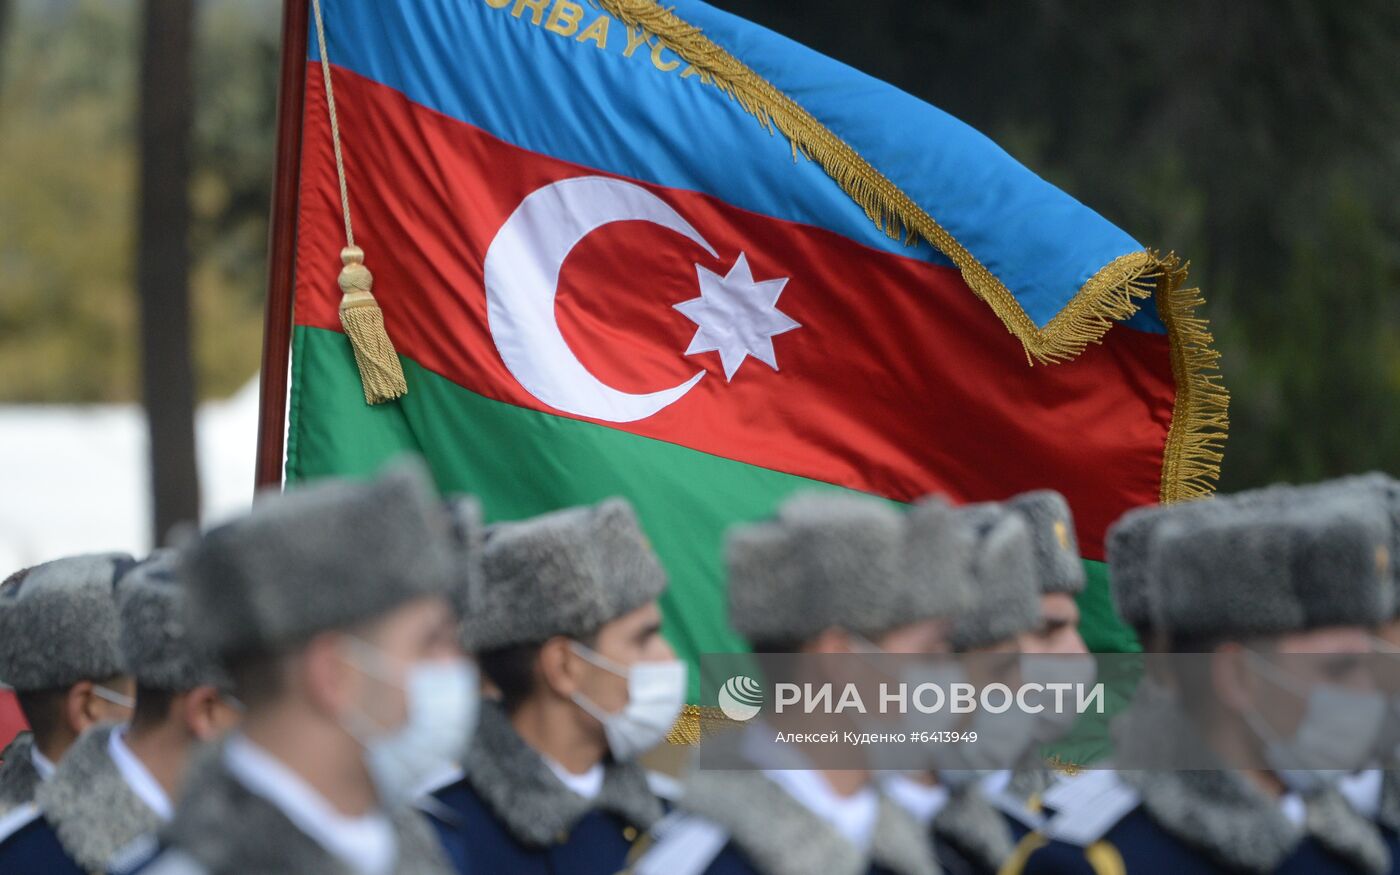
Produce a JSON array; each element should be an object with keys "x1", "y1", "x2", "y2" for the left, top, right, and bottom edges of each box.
[
  {"x1": 181, "y1": 462, "x2": 456, "y2": 656},
  {"x1": 116, "y1": 550, "x2": 231, "y2": 692},
  {"x1": 464, "y1": 498, "x2": 666, "y2": 651},
  {"x1": 950, "y1": 503, "x2": 1041, "y2": 651},
  {"x1": 1108, "y1": 474, "x2": 1400, "y2": 632},
  {"x1": 1005, "y1": 490, "x2": 1085, "y2": 595},
  {"x1": 443, "y1": 495, "x2": 485, "y2": 628},
  {"x1": 728, "y1": 491, "x2": 965, "y2": 646},
  {"x1": 0, "y1": 553, "x2": 133, "y2": 691},
  {"x1": 901, "y1": 495, "x2": 975, "y2": 621},
  {"x1": 1123, "y1": 489, "x2": 1393, "y2": 640}
]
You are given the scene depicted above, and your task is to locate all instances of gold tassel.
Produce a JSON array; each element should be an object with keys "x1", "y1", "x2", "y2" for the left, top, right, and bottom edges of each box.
[{"x1": 337, "y1": 246, "x2": 407, "y2": 404}]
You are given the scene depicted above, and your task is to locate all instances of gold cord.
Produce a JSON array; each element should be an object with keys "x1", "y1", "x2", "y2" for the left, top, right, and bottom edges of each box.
[{"x1": 310, "y1": 0, "x2": 407, "y2": 404}]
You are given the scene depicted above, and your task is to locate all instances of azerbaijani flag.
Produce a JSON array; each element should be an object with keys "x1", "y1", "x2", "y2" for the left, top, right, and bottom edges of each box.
[{"x1": 282, "y1": 0, "x2": 1228, "y2": 706}]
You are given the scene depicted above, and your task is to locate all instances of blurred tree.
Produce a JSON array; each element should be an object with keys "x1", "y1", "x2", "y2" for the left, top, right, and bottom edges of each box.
[
  {"x1": 0, "y1": 0, "x2": 275, "y2": 404},
  {"x1": 137, "y1": 0, "x2": 199, "y2": 539}
]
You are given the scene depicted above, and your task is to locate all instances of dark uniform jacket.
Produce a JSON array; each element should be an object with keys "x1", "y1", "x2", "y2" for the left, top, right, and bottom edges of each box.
[
  {"x1": 130, "y1": 740, "x2": 453, "y2": 875},
  {"x1": 426, "y1": 700, "x2": 663, "y2": 875},
  {"x1": 1006, "y1": 769, "x2": 1391, "y2": 875},
  {"x1": 0, "y1": 731, "x2": 43, "y2": 816},
  {"x1": 0, "y1": 724, "x2": 161, "y2": 874}
]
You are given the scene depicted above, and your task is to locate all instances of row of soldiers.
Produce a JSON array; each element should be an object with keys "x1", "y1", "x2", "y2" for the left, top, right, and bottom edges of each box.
[{"x1": 0, "y1": 462, "x2": 1395, "y2": 873}]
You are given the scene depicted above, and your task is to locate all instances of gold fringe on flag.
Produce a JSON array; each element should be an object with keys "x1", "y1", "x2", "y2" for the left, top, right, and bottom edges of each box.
[
  {"x1": 666, "y1": 703, "x2": 735, "y2": 745},
  {"x1": 1154, "y1": 254, "x2": 1230, "y2": 503},
  {"x1": 594, "y1": 0, "x2": 1228, "y2": 501}
]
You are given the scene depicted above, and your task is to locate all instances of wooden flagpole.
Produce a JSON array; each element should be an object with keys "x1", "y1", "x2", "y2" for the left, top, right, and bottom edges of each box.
[{"x1": 255, "y1": 0, "x2": 310, "y2": 490}]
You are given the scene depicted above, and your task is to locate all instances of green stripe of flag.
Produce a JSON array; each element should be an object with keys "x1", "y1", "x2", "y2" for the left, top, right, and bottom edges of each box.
[{"x1": 288, "y1": 326, "x2": 1137, "y2": 700}]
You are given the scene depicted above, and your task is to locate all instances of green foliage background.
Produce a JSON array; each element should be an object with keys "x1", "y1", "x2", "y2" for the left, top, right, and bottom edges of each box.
[{"x1": 1, "y1": 0, "x2": 1397, "y2": 490}]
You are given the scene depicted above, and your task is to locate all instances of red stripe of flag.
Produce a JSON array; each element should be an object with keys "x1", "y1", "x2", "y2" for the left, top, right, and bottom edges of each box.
[{"x1": 294, "y1": 67, "x2": 1175, "y2": 558}]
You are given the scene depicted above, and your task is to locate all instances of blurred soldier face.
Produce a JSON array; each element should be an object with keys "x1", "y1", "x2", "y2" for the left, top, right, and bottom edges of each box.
[
  {"x1": 1252, "y1": 627, "x2": 1373, "y2": 731},
  {"x1": 872, "y1": 617, "x2": 953, "y2": 655},
  {"x1": 568, "y1": 600, "x2": 674, "y2": 717},
  {"x1": 338, "y1": 595, "x2": 464, "y2": 731},
  {"x1": 1213, "y1": 626, "x2": 1380, "y2": 774},
  {"x1": 1019, "y1": 593, "x2": 1088, "y2": 655}
]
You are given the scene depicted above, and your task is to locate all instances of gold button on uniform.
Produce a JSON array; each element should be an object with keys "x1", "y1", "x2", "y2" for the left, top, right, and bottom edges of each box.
[{"x1": 622, "y1": 826, "x2": 638, "y2": 841}]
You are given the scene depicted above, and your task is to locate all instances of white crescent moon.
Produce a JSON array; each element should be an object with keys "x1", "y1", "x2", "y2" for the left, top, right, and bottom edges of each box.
[{"x1": 484, "y1": 176, "x2": 712, "y2": 423}]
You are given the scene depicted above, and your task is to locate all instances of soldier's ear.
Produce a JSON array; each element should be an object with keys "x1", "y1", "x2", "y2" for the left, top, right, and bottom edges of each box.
[
  {"x1": 66, "y1": 679, "x2": 101, "y2": 733},
  {"x1": 537, "y1": 636, "x2": 583, "y2": 700},
  {"x1": 301, "y1": 631, "x2": 359, "y2": 719},
  {"x1": 182, "y1": 685, "x2": 225, "y2": 741},
  {"x1": 1211, "y1": 642, "x2": 1254, "y2": 713}
]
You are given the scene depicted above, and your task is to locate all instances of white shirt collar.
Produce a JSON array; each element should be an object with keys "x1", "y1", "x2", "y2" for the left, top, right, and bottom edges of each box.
[
  {"x1": 762, "y1": 767, "x2": 880, "y2": 851},
  {"x1": 880, "y1": 773, "x2": 949, "y2": 828},
  {"x1": 1337, "y1": 769, "x2": 1383, "y2": 820},
  {"x1": 224, "y1": 735, "x2": 397, "y2": 875},
  {"x1": 543, "y1": 756, "x2": 604, "y2": 801},
  {"x1": 1278, "y1": 792, "x2": 1307, "y2": 828},
  {"x1": 29, "y1": 745, "x2": 56, "y2": 782},
  {"x1": 108, "y1": 727, "x2": 173, "y2": 821}
]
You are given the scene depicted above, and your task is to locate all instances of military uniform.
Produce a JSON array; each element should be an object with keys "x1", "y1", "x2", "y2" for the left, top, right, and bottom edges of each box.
[
  {"x1": 1340, "y1": 769, "x2": 1400, "y2": 875},
  {"x1": 0, "y1": 549, "x2": 244, "y2": 874},
  {"x1": 631, "y1": 767, "x2": 939, "y2": 875},
  {"x1": 427, "y1": 701, "x2": 662, "y2": 874},
  {"x1": 1008, "y1": 479, "x2": 1397, "y2": 875},
  {"x1": 133, "y1": 740, "x2": 452, "y2": 875},
  {"x1": 431, "y1": 498, "x2": 676, "y2": 875},
  {"x1": 1009, "y1": 768, "x2": 1389, "y2": 874},
  {"x1": 0, "y1": 734, "x2": 47, "y2": 816},
  {"x1": 135, "y1": 465, "x2": 464, "y2": 875},
  {"x1": 0, "y1": 724, "x2": 168, "y2": 874},
  {"x1": 0, "y1": 552, "x2": 133, "y2": 816},
  {"x1": 631, "y1": 493, "x2": 973, "y2": 875},
  {"x1": 881, "y1": 498, "x2": 1054, "y2": 875},
  {"x1": 883, "y1": 772, "x2": 1019, "y2": 875}
]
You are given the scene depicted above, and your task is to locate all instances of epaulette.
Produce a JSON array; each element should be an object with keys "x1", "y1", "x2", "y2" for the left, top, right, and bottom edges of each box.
[
  {"x1": 0, "y1": 801, "x2": 40, "y2": 844},
  {"x1": 1038, "y1": 770, "x2": 1140, "y2": 847},
  {"x1": 630, "y1": 811, "x2": 730, "y2": 875},
  {"x1": 981, "y1": 772, "x2": 1046, "y2": 831}
]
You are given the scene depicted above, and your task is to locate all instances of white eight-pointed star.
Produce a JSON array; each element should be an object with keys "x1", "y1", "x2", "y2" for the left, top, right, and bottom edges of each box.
[{"x1": 673, "y1": 253, "x2": 800, "y2": 381}]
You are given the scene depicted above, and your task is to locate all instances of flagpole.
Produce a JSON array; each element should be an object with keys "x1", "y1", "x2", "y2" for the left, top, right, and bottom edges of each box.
[{"x1": 255, "y1": 0, "x2": 310, "y2": 491}]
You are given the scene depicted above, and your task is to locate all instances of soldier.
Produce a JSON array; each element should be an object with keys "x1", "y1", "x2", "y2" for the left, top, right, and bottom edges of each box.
[
  {"x1": 139, "y1": 464, "x2": 475, "y2": 875},
  {"x1": 0, "y1": 549, "x2": 242, "y2": 873},
  {"x1": 1335, "y1": 475, "x2": 1400, "y2": 870},
  {"x1": 1011, "y1": 484, "x2": 1395, "y2": 875},
  {"x1": 629, "y1": 491, "x2": 971, "y2": 875},
  {"x1": 1009, "y1": 491, "x2": 1089, "y2": 657},
  {"x1": 982, "y1": 491, "x2": 1094, "y2": 840},
  {"x1": 425, "y1": 498, "x2": 685, "y2": 875},
  {"x1": 883, "y1": 499, "x2": 1047, "y2": 875},
  {"x1": 0, "y1": 553, "x2": 136, "y2": 817}
]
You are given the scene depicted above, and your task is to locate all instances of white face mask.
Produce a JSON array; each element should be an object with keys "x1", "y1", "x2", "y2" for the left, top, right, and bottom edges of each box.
[
  {"x1": 93, "y1": 684, "x2": 136, "y2": 711},
  {"x1": 1243, "y1": 650, "x2": 1385, "y2": 793},
  {"x1": 340, "y1": 639, "x2": 479, "y2": 805},
  {"x1": 933, "y1": 704, "x2": 1039, "y2": 778},
  {"x1": 568, "y1": 641, "x2": 686, "y2": 760},
  {"x1": 1018, "y1": 653, "x2": 1098, "y2": 743}
]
